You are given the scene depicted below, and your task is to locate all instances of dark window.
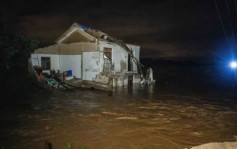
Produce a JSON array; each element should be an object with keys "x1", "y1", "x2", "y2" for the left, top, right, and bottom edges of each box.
[
  {"x1": 41, "y1": 57, "x2": 51, "y2": 70},
  {"x1": 104, "y1": 47, "x2": 112, "y2": 60}
]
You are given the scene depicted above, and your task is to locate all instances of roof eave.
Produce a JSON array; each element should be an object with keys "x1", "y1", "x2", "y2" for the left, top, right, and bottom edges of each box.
[{"x1": 55, "y1": 24, "x2": 96, "y2": 44}]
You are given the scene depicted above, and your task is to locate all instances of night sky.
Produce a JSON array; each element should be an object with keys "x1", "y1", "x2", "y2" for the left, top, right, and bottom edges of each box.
[{"x1": 1, "y1": 0, "x2": 237, "y2": 58}]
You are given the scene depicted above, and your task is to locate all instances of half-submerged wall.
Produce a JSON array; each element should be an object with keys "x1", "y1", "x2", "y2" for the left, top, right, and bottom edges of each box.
[
  {"x1": 99, "y1": 41, "x2": 128, "y2": 73},
  {"x1": 31, "y1": 42, "x2": 99, "y2": 79}
]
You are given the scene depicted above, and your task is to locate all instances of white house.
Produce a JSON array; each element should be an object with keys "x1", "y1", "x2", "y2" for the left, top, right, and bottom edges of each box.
[{"x1": 30, "y1": 23, "x2": 142, "y2": 87}]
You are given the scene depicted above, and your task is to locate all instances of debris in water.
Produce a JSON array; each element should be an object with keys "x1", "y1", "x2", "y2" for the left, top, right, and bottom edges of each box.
[
  {"x1": 102, "y1": 111, "x2": 123, "y2": 116},
  {"x1": 116, "y1": 117, "x2": 138, "y2": 120}
]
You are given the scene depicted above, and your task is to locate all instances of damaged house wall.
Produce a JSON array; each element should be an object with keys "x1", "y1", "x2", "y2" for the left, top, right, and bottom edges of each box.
[
  {"x1": 99, "y1": 41, "x2": 127, "y2": 73},
  {"x1": 98, "y1": 41, "x2": 141, "y2": 86},
  {"x1": 113, "y1": 45, "x2": 128, "y2": 73},
  {"x1": 83, "y1": 52, "x2": 101, "y2": 80},
  {"x1": 31, "y1": 53, "x2": 60, "y2": 71},
  {"x1": 59, "y1": 55, "x2": 81, "y2": 79},
  {"x1": 58, "y1": 42, "x2": 98, "y2": 55},
  {"x1": 127, "y1": 44, "x2": 140, "y2": 72},
  {"x1": 99, "y1": 41, "x2": 140, "y2": 73},
  {"x1": 31, "y1": 42, "x2": 98, "y2": 79},
  {"x1": 126, "y1": 44, "x2": 141, "y2": 84},
  {"x1": 30, "y1": 23, "x2": 144, "y2": 87}
]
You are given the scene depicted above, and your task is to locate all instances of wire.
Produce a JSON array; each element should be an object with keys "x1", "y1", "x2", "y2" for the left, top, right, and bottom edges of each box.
[
  {"x1": 213, "y1": 0, "x2": 230, "y2": 47},
  {"x1": 235, "y1": 0, "x2": 237, "y2": 42},
  {"x1": 225, "y1": 0, "x2": 236, "y2": 44},
  {"x1": 235, "y1": 0, "x2": 237, "y2": 16}
]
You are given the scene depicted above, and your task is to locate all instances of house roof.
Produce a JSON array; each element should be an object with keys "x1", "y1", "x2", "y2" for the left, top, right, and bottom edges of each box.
[
  {"x1": 55, "y1": 23, "x2": 143, "y2": 75},
  {"x1": 56, "y1": 23, "x2": 109, "y2": 44}
]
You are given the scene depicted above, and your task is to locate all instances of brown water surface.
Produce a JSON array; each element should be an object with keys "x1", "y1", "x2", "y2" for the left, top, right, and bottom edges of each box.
[{"x1": 1, "y1": 84, "x2": 237, "y2": 149}]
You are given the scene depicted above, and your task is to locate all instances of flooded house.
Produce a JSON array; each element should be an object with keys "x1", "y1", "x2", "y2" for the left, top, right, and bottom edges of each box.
[{"x1": 30, "y1": 23, "x2": 152, "y2": 90}]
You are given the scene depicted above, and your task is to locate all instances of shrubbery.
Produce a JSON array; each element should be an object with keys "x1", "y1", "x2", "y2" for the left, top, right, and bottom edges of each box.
[{"x1": 0, "y1": 33, "x2": 39, "y2": 97}]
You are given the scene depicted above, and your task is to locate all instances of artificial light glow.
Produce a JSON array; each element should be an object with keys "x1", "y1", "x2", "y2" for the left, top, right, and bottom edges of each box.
[{"x1": 230, "y1": 61, "x2": 237, "y2": 69}]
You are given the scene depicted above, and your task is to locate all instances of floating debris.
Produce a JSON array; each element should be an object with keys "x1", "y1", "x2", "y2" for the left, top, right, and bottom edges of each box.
[{"x1": 116, "y1": 117, "x2": 138, "y2": 120}]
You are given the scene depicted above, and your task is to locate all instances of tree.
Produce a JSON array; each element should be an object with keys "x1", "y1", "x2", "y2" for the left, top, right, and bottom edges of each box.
[
  {"x1": 0, "y1": 33, "x2": 39, "y2": 96},
  {"x1": 0, "y1": 33, "x2": 38, "y2": 73}
]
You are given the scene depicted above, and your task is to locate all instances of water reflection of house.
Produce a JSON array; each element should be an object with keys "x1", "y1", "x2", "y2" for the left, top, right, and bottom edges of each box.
[{"x1": 30, "y1": 23, "x2": 143, "y2": 89}]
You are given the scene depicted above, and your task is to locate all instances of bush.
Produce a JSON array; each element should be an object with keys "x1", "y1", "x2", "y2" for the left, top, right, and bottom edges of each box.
[{"x1": 0, "y1": 33, "x2": 39, "y2": 97}]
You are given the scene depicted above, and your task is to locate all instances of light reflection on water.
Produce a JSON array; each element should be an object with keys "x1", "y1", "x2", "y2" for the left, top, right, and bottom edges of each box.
[{"x1": 0, "y1": 84, "x2": 237, "y2": 149}]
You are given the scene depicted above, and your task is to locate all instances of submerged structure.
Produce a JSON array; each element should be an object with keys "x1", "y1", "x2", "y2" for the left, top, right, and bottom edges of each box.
[{"x1": 30, "y1": 23, "x2": 154, "y2": 90}]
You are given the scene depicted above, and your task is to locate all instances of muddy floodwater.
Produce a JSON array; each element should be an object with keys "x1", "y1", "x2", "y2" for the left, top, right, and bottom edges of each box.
[{"x1": 1, "y1": 63, "x2": 237, "y2": 149}]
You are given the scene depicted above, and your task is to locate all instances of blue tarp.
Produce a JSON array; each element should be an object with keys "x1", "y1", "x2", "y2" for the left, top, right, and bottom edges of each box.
[
  {"x1": 78, "y1": 24, "x2": 88, "y2": 31},
  {"x1": 67, "y1": 70, "x2": 72, "y2": 77},
  {"x1": 64, "y1": 70, "x2": 72, "y2": 77}
]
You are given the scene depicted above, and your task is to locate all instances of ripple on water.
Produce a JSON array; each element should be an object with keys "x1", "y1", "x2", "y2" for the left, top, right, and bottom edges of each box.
[{"x1": 1, "y1": 88, "x2": 237, "y2": 149}]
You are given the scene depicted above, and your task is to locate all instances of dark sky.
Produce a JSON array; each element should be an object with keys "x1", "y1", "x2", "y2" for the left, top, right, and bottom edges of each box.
[{"x1": 1, "y1": 0, "x2": 237, "y2": 58}]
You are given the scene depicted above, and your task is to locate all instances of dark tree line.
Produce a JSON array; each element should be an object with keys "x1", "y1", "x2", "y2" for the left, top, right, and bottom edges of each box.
[
  {"x1": 0, "y1": 0, "x2": 42, "y2": 98},
  {"x1": 0, "y1": 33, "x2": 39, "y2": 97}
]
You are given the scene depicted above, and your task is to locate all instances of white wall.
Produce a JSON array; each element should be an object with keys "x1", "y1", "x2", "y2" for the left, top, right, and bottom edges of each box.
[
  {"x1": 113, "y1": 46, "x2": 128, "y2": 72},
  {"x1": 31, "y1": 42, "x2": 140, "y2": 84},
  {"x1": 99, "y1": 41, "x2": 128, "y2": 73},
  {"x1": 31, "y1": 54, "x2": 60, "y2": 70},
  {"x1": 59, "y1": 55, "x2": 81, "y2": 78},
  {"x1": 126, "y1": 44, "x2": 140, "y2": 72},
  {"x1": 31, "y1": 54, "x2": 40, "y2": 66},
  {"x1": 31, "y1": 54, "x2": 82, "y2": 78},
  {"x1": 83, "y1": 52, "x2": 101, "y2": 80},
  {"x1": 126, "y1": 44, "x2": 140, "y2": 61}
]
